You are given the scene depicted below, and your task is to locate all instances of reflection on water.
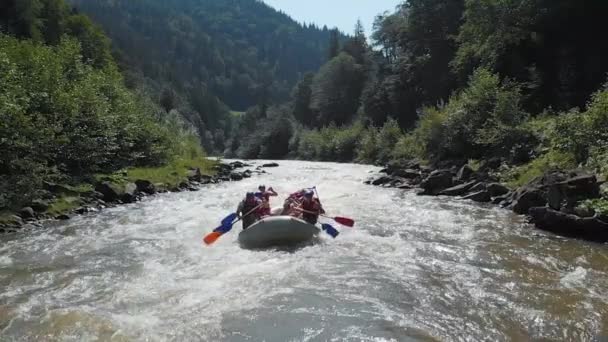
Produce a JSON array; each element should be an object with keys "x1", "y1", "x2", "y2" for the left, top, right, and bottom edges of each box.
[{"x1": 1, "y1": 160, "x2": 607, "y2": 341}]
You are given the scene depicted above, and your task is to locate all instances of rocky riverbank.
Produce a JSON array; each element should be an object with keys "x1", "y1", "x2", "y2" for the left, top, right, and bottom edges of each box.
[
  {"x1": 0, "y1": 160, "x2": 270, "y2": 234},
  {"x1": 366, "y1": 160, "x2": 608, "y2": 243}
]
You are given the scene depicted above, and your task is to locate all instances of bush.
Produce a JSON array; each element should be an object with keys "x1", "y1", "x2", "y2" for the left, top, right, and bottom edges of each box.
[{"x1": 0, "y1": 34, "x2": 198, "y2": 208}]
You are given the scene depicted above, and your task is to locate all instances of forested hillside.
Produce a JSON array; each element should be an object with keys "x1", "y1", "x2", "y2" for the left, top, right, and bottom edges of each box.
[
  {"x1": 68, "y1": 0, "x2": 343, "y2": 153},
  {"x1": 0, "y1": 0, "x2": 207, "y2": 213},
  {"x1": 234, "y1": 0, "x2": 608, "y2": 174}
]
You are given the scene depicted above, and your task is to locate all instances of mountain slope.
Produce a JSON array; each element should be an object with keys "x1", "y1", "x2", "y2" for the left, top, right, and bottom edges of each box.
[{"x1": 69, "y1": 0, "x2": 340, "y2": 111}]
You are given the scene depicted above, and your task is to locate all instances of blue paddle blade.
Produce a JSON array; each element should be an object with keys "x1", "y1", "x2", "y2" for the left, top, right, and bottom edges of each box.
[
  {"x1": 221, "y1": 213, "x2": 238, "y2": 226},
  {"x1": 322, "y1": 223, "x2": 339, "y2": 238},
  {"x1": 214, "y1": 222, "x2": 233, "y2": 234}
]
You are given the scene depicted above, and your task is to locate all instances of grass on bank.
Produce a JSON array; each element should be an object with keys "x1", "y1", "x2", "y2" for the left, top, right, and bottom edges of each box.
[{"x1": 126, "y1": 156, "x2": 215, "y2": 187}]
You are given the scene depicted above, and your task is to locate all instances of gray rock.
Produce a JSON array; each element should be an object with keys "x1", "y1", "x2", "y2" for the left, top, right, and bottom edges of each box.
[
  {"x1": 420, "y1": 170, "x2": 453, "y2": 196},
  {"x1": 528, "y1": 207, "x2": 608, "y2": 243},
  {"x1": 510, "y1": 187, "x2": 547, "y2": 215},
  {"x1": 262, "y1": 163, "x2": 280, "y2": 168},
  {"x1": 30, "y1": 199, "x2": 50, "y2": 212},
  {"x1": 486, "y1": 183, "x2": 510, "y2": 197},
  {"x1": 469, "y1": 182, "x2": 487, "y2": 193},
  {"x1": 230, "y1": 172, "x2": 244, "y2": 181},
  {"x1": 135, "y1": 180, "x2": 156, "y2": 195},
  {"x1": 121, "y1": 183, "x2": 137, "y2": 204},
  {"x1": 186, "y1": 168, "x2": 202, "y2": 182},
  {"x1": 372, "y1": 176, "x2": 393, "y2": 186},
  {"x1": 462, "y1": 190, "x2": 491, "y2": 203},
  {"x1": 439, "y1": 181, "x2": 478, "y2": 196},
  {"x1": 19, "y1": 207, "x2": 35, "y2": 219},
  {"x1": 390, "y1": 169, "x2": 420, "y2": 179},
  {"x1": 95, "y1": 182, "x2": 121, "y2": 202},
  {"x1": 456, "y1": 165, "x2": 474, "y2": 181},
  {"x1": 55, "y1": 214, "x2": 71, "y2": 220}
]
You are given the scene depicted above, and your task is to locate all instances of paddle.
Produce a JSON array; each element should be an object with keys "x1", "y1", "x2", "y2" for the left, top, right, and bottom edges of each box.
[
  {"x1": 321, "y1": 223, "x2": 339, "y2": 238},
  {"x1": 297, "y1": 209, "x2": 355, "y2": 227},
  {"x1": 203, "y1": 204, "x2": 262, "y2": 245}
]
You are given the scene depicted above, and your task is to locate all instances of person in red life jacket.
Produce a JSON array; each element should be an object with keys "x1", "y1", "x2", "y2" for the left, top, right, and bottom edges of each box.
[
  {"x1": 255, "y1": 185, "x2": 278, "y2": 217},
  {"x1": 299, "y1": 190, "x2": 325, "y2": 224},
  {"x1": 281, "y1": 188, "x2": 307, "y2": 216},
  {"x1": 236, "y1": 192, "x2": 262, "y2": 229}
]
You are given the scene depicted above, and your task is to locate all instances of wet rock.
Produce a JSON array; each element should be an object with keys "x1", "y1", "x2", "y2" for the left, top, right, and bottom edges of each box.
[
  {"x1": 492, "y1": 193, "x2": 511, "y2": 205},
  {"x1": 135, "y1": 180, "x2": 156, "y2": 195},
  {"x1": 3, "y1": 215, "x2": 23, "y2": 227},
  {"x1": 74, "y1": 207, "x2": 89, "y2": 214},
  {"x1": 154, "y1": 183, "x2": 169, "y2": 193},
  {"x1": 121, "y1": 183, "x2": 137, "y2": 204},
  {"x1": 186, "y1": 168, "x2": 202, "y2": 182},
  {"x1": 371, "y1": 176, "x2": 393, "y2": 186},
  {"x1": 55, "y1": 214, "x2": 71, "y2": 220},
  {"x1": 486, "y1": 183, "x2": 510, "y2": 197},
  {"x1": 462, "y1": 190, "x2": 491, "y2": 203},
  {"x1": 510, "y1": 187, "x2": 547, "y2": 215},
  {"x1": 439, "y1": 181, "x2": 478, "y2": 197},
  {"x1": 469, "y1": 182, "x2": 487, "y2": 193},
  {"x1": 262, "y1": 162, "x2": 279, "y2": 168},
  {"x1": 456, "y1": 164, "x2": 474, "y2": 181},
  {"x1": 19, "y1": 207, "x2": 35, "y2": 219},
  {"x1": 528, "y1": 207, "x2": 608, "y2": 243},
  {"x1": 230, "y1": 161, "x2": 250, "y2": 169},
  {"x1": 242, "y1": 170, "x2": 252, "y2": 178},
  {"x1": 420, "y1": 170, "x2": 453, "y2": 196},
  {"x1": 230, "y1": 172, "x2": 244, "y2": 181},
  {"x1": 95, "y1": 182, "x2": 121, "y2": 203},
  {"x1": 200, "y1": 175, "x2": 214, "y2": 184},
  {"x1": 391, "y1": 169, "x2": 420, "y2": 179},
  {"x1": 30, "y1": 199, "x2": 50, "y2": 212}
]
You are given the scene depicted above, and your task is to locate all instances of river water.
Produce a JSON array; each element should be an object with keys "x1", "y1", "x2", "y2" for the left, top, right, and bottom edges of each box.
[{"x1": 1, "y1": 160, "x2": 607, "y2": 341}]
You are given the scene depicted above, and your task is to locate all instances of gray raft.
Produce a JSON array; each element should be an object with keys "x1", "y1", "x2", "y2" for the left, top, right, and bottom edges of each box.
[{"x1": 238, "y1": 216, "x2": 320, "y2": 249}]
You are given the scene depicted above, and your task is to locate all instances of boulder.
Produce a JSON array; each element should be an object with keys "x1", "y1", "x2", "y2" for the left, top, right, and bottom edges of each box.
[
  {"x1": 230, "y1": 172, "x2": 244, "y2": 181},
  {"x1": 55, "y1": 214, "x2": 71, "y2": 220},
  {"x1": 509, "y1": 187, "x2": 547, "y2": 214},
  {"x1": 420, "y1": 170, "x2": 453, "y2": 196},
  {"x1": 19, "y1": 207, "x2": 35, "y2": 219},
  {"x1": 469, "y1": 182, "x2": 487, "y2": 193},
  {"x1": 372, "y1": 176, "x2": 393, "y2": 186},
  {"x1": 200, "y1": 175, "x2": 214, "y2": 184},
  {"x1": 29, "y1": 199, "x2": 50, "y2": 212},
  {"x1": 528, "y1": 207, "x2": 608, "y2": 243},
  {"x1": 492, "y1": 193, "x2": 511, "y2": 205},
  {"x1": 456, "y1": 165, "x2": 474, "y2": 181},
  {"x1": 186, "y1": 168, "x2": 202, "y2": 182},
  {"x1": 391, "y1": 169, "x2": 420, "y2": 179},
  {"x1": 135, "y1": 180, "x2": 156, "y2": 195},
  {"x1": 2, "y1": 215, "x2": 23, "y2": 227},
  {"x1": 95, "y1": 182, "x2": 122, "y2": 203},
  {"x1": 230, "y1": 161, "x2": 249, "y2": 169},
  {"x1": 154, "y1": 183, "x2": 168, "y2": 193},
  {"x1": 462, "y1": 190, "x2": 492, "y2": 203},
  {"x1": 486, "y1": 183, "x2": 510, "y2": 197},
  {"x1": 120, "y1": 183, "x2": 137, "y2": 203},
  {"x1": 242, "y1": 171, "x2": 252, "y2": 178},
  {"x1": 262, "y1": 162, "x2": 280, "y2": 168},
  {"x1": 439, "y1": 181, "x2": 478, "y2": 197}
]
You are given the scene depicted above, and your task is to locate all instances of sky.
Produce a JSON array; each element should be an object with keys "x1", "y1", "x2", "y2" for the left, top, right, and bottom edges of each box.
[{"x1": 262, "y1": 0, "x2": 402, "y2": 38}]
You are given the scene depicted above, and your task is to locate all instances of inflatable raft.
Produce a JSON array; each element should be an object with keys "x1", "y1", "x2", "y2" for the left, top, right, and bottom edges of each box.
[{"x1": 238, "y1": 216, "x2": 320, "y2": 249}]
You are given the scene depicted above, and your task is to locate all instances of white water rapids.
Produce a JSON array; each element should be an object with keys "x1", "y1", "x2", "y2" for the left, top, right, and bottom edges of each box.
[{"x1": 1, "y1": 160, "x2": 608, "y2": 341}]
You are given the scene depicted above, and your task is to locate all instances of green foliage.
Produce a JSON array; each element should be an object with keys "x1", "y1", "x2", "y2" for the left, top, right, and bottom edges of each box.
[
  {"x1": 500, "y1": 150, "x2": 577, "y2": 188},
  {"x1": 550, "y1": 86, "x2": 608, "y2": 164},
  {"x1": 579, "y1": 198, "x2": 608, "y2": 217},
  {"x1": 310, "y1": 53, "x2": 366, "y2": 126},
  {"x1": 296, "y1": 123, "x2": 366, "y2": 162}
]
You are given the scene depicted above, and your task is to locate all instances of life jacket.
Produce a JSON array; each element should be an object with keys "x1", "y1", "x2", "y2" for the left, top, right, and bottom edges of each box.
[
  {"x1": 242, "y1": 199, "x2": 260, "y2": 214},
  {"x1": 301, "y1": 198, "x2": 321, "y2": 223}
]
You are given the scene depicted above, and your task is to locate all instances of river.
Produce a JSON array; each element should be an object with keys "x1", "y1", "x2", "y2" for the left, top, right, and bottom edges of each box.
[{"x1": 1, "y1": 160, "x2": 607, "y2": 341}]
